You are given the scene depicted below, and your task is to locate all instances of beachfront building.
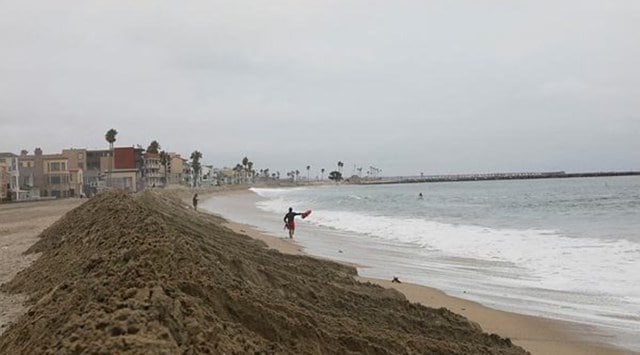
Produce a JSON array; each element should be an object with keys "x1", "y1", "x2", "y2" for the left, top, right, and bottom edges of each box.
[
  {"x1": 182, "y1": 161, "x2": 212, "y2": 187},
  {"x1": 68, "y1": 168, "x2": 84, "y2": 197},
  {"x1": 160, "y1": 153, "x2": 187, "y2": 186},
  {"x1": 108, "y1": 169, "x2": 139, "y2": 192},
  {"x1": 62, "y1": 148, "x2": 87, "y2": 197},
  {"x1": 183, "y1": 162, "x2": 193, "y2": 187},
  {"x1": 183, "y1": 161, "x2": 200, "y2": 187},
  {"x1": 111, "y1": 146, "x2": 144, "y2": 192},
  {"x1": 0, "y1": 152, "x2": 23, "y2": 200},
  {"x1": 216, "y1": 168, "x2": 236, "y2": 185},
  {"x1": 18, "y1": 150, "x2": 39, "y2": 198},
  {"x1": 82, "y1": 146, "x2": 144, "y2": 193},
  {"x1": 44, "y1": 156, "x2": 72, "y2": 197},
  {"x1": 142, "y1": 152, "x2": 161, "y2": 188},
  {"x1": 200, "y1": 165, "x2": 217, "y2": 186},
  {"x1": 85, "y1": 149, "x2": 110, "y2": 195},
  {"x1": 18, "y1": 148, "x2": 76, "y2": 198},
  {"x1": 0, "y1": 161, "x2": 7, "y2": 200}
]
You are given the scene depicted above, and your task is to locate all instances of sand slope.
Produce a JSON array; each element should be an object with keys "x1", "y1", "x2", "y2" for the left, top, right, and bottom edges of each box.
[{"x1": 0, "y1": 191, "x2": 527, "y2": 354}]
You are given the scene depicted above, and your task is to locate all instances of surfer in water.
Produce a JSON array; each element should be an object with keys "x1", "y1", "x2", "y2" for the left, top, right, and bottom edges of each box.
[{"x1": 284, "y1": 207, "x2": 302, "y2": 239}]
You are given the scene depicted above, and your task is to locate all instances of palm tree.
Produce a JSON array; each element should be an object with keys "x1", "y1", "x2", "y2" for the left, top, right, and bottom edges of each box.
[
  {"x1": 337, "y1": 161, "x2": 344, "y2": 173},
  {"x1": 247, "y1": 161, "x2": 253, "y2": 183},
  {"x1": 190, "y1": 150, "x2": 202, "y2": 187},
  {"x1": 105, "y1": 128, "x2": 118, "y2": 149},
  {"x1": 147, "y1": 140, "x2": 160, "y2": 154},
  {"x1": 105, "y1": 128, "x2": 118, "y2": 187},
  {"x1": 159, "y1": 150, "x2": 169, "y2": 186},
  {"x1": 306, "y1": 165, "x2": 311, "y2": 182},
  {"x1": 321, "y1": 168, "x2": 325, "y2": 181},
  {"x1": 242, "y1": 156, "x2": 249, "y2": 183}
]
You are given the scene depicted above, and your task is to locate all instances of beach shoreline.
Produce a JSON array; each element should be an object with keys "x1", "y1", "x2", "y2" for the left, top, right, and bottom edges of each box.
[{"x1": 207, "y1": 188, "x2": 633, "y2": 355}]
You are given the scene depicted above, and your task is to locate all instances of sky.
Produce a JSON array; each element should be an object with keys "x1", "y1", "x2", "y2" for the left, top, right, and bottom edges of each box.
[{"x1": 1, "y1": 0, "x2": 639, "y2": 177}]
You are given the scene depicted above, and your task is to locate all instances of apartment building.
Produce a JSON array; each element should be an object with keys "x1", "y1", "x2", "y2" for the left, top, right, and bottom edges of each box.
[
  {"x1": 0, "y1": 161, "x2": 7, "y2": 200},
  {"x1": 44, "y1": 155, "x2": 72, "y2": 197},
  {"x1": 200, "y1": 165, "x2": 216, "y2": 186},
  {"x1": 62, "y1": 148, "x2": 87, "y2": 196},
  {"x1": 0, "y1": 152, "x2": 24, "y2": 200},
  {"x1": 62, "y1": 148, "x2": 87, "y2": 172},
  {"x1": 18, "y1": 148, "x2": 76, "y2": 198},
  {"x1": 85, "y1": 149, "x2": 110, "y2": 194},
  {"x1": 159, "y1": 153, "x2": 187, "y2": 186},
  {"x1": 109, "y1": 147, "x2": 144, "y2": 192},
  {"x1": 142, "y1": 152, "x2": 161, "y2": 188}
]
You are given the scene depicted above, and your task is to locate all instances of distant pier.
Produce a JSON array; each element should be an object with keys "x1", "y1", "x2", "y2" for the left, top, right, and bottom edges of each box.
[{"x1": 357, "y1": 171, "x2": 640, "y2": 185}]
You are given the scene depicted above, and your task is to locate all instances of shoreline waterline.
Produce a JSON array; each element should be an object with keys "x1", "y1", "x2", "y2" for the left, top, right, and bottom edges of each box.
[{"x1": 201, "y1": 188, "x2": 635, "y2": 355}]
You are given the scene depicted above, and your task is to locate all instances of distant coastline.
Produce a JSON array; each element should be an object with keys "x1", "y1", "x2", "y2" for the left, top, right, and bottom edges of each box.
[{"x1": 357, "y1": 171, "x2": 640, "y2": 185}]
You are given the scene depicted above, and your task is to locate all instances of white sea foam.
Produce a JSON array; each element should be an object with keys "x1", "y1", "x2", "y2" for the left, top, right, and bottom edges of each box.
[{"x1": 274, "y1": 205, "x2": 640, "y2": 294}]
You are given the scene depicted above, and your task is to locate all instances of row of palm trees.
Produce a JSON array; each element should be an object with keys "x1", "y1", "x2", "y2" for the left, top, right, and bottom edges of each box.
[
  {"x1": 104, "y1": 129, "x2": 204, "y2": 187},
  {"x1": 104, "y1": 129, "x2": 376, "y2": 187}
]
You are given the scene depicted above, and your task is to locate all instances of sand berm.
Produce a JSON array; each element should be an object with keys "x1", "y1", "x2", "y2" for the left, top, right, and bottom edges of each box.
[{"x1": 0, "y1": 190, "x2": 528, "y2": 354}]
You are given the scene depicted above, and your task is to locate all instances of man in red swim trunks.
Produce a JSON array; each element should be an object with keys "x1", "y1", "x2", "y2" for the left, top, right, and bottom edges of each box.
[{"x1": 283, "y1": 207, "x2": 302, "y2": 239}]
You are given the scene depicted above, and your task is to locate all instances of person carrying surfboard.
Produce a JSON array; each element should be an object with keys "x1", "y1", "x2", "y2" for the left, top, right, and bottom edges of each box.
[{"x1": 283, "y1": 207, "x2": 311, "y2": 239}]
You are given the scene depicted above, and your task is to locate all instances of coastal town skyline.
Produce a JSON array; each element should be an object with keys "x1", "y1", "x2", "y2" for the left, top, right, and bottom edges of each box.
[{"x1": 2, "y1": 1, "x2": 639, "y2": 176}]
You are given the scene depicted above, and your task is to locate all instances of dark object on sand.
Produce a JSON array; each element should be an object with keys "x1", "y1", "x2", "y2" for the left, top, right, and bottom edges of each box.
[{"x1": 392, "y1": 276, "x2": 401, "y2": 283}]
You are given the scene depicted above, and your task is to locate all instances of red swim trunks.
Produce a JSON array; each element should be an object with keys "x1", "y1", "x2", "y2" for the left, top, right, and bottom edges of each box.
[{"x1": 286, "y1": 221, "x2": 295, "y2": 230}]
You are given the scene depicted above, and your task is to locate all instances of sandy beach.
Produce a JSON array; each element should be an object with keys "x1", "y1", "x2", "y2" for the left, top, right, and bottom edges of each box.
[
  {"x1": 0, "y1": 189, "x2": 634, "y2": 354},
  {"x1": 0, "y1": 198, "x2": 84, "y2": 335}
]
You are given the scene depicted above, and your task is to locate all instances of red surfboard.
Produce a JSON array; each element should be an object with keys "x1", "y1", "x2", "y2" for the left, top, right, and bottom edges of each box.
[{"x1": 301, "y1": 210, "x2": 312, "y2": 219}]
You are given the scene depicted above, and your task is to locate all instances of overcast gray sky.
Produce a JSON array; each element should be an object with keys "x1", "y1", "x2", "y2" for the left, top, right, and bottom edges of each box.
[{"x1": 1, "y1": 1, "x2": 638, "y2": 176}]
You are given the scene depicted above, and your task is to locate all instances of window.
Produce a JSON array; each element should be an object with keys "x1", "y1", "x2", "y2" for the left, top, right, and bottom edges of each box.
[
  {"x1": 49, "y1": 161, "x2": 67, "y2": 172},
  {"x1": 49, "y1": 175, "x2": 69, "y2": 184}
]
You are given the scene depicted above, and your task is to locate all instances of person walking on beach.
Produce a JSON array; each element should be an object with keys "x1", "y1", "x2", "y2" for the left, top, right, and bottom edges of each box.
[
  {"x1": 283, "y1": 207, "x2": 302, "y2": 239},
  {"x1": 192, "y1": 193, "x2": 199, "y2": 210}
]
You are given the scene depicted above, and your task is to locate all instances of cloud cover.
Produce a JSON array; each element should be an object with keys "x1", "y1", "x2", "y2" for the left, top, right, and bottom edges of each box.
[{"x1": 1, "y1": 0, "x2": 639, "y2": 176}]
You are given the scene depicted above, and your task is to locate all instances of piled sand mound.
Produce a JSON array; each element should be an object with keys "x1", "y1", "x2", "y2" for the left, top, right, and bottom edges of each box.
[{"x1": 0, "y1": 191, "x2": 528, "y2": 354}]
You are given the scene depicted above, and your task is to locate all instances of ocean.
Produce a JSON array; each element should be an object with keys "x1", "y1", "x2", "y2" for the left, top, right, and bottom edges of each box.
[{"x1": 202, "y1": 176, "x2": 640, "y2": 352}]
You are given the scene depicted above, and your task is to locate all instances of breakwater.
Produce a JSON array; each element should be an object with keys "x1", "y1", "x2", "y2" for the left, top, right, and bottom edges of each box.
[{"x1": 358, "y1": 171, "x2": 640, "y2": 185}]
